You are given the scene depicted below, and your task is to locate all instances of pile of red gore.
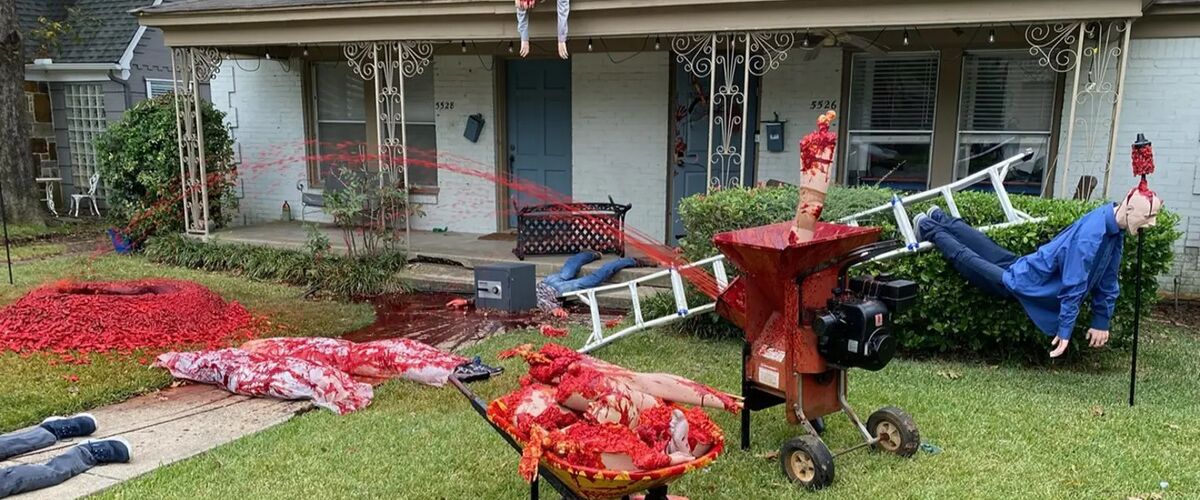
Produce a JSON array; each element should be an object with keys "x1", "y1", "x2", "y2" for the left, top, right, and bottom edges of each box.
[{"x1": 0, "y1": 279, "x2": 258, "y2": 359}]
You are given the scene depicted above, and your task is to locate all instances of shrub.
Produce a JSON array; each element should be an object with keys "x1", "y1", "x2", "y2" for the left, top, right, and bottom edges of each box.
[
  {"x1": 96, "y1": 95, "x2": 236, "y2": 242},
  {"x1": 672, "y1": 185, "x2": 1181, "y2": 362},
  {"x1": 144, "y1": 234, "x2": 408, "y2": 298}
]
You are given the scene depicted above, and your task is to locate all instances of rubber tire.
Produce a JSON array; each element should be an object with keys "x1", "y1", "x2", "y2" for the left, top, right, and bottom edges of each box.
[
  {"x1": 779, "y1": 435, "x2": 835, "y2": 490},
  {"x1": 866, "y1": 406, "x2": 920, "y2": 458}
]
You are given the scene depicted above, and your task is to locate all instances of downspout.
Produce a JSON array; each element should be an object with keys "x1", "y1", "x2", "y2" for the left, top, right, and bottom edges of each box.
[{"x1": 108, "y1": 70, "x2": 133, "y2": 109}]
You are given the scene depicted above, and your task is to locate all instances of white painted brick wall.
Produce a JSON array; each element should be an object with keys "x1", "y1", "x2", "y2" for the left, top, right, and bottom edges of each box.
[
  {"x1": 758, "y1": 47, "x2": 844, "y2": 185},
  {"x1": 1053, "y1": 37, "x2": 1200, "y2": 293},
  {"x1": 572, "y1": 52, "x2": 670, "y2": 242},
  {"x1": 210, "y1": 59, "x2": 310, "y2": 225},
  {"x1": 1111, "y1": 38, "x2": 1200, "y2": 293},
  {"x1": 419, "y1": 55, "x2": 498, "y2": 234}
]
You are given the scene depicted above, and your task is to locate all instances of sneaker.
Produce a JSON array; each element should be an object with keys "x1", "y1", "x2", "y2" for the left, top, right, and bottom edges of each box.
[
  {"x1": 79, "y1": 437, "x2": 132, "y2": 464},
  {"x1": 39, "y1": 413, "x2": 97, "y2": 440},
  {"x1": 631, "y1": 257, "x2": 659, "y2": 268},
  {"x1": 911, "y1": 212, "x2": 929, "y2": 242},
  {"x1": 926, "y1": 204, "x2": 944, "y2": 219}
]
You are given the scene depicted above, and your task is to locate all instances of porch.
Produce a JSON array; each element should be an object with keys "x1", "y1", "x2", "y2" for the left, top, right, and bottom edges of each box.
[{"x1": 206, "y1": 222, "x2": 663, "y2": 298}]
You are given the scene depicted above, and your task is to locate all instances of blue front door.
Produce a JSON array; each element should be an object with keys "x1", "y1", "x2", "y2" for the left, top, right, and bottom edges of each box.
[
  {"x1": 669, "y1": 62, "x2": 760, "y2": 244},
  {"x1": 507, "y1": 59, "x2": 572, "y2": 227}
]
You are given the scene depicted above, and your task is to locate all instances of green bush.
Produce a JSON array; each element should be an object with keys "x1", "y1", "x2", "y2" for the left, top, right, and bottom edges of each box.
[
  {"x1": 672, "y1": 185, "x2": 1181, "y2": 362},
  {"x1": 96, "y1": 95, "x2": 236, "y2": 242},
  {"x1": 144, "y1": 234, "x2": 408, "y2": 298}
]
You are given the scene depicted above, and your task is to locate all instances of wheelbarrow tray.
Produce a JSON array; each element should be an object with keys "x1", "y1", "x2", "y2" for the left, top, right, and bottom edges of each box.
[{"x1": 451, "y1": 377, "x2": 724, "y2": 500}]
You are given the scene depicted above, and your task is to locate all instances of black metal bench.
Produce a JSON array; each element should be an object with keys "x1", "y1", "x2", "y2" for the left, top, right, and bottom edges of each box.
[{"x1": 512, "y1": 198, "x2": 632, "y2": 260}]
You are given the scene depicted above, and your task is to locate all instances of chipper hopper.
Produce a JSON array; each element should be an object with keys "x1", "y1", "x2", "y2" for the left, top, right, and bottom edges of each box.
[{"x1": 713, "y1": 221, "x2": 921, "y2": 489}]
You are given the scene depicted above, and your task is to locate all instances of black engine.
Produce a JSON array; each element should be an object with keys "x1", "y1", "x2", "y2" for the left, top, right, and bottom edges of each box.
[{"x1": 813, "y1": 274, "x2": 918, "y2": 371}]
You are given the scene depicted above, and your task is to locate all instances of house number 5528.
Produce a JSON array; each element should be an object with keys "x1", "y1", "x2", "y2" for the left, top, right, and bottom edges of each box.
[{"x1": 435, "y1": 101, "x2": 455, "y2": 110}]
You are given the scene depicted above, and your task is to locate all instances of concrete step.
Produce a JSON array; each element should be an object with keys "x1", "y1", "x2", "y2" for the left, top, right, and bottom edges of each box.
[{"x1": 404, "y1": 262, "x2": 671, "y2": 311}]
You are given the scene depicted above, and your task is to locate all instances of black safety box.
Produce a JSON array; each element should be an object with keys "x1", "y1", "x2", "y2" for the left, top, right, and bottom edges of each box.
[{"x1": 474, "y1": 262, "x2": 537, "y2": 311}]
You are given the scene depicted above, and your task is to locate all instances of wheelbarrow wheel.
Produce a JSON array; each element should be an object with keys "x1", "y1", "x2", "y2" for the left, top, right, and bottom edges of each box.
[
  {"x1": 867, "y1": 406, "x2": 920, "y2": 457},
  {"x1": 779, "y1": 435, "x2": 834, "y2": 490}
]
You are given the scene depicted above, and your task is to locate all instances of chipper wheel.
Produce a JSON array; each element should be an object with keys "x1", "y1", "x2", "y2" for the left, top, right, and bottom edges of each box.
[
  {"x1": 780, "y1": 435, "x2": 835, "y2": 490},
  {"x1": 866, "y1": 406, "x2": 920, "y2": 457}
]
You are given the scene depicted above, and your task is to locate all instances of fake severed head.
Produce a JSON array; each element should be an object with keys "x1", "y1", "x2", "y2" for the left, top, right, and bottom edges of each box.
[{"x1": 1116, "y1": 178, "x2": 1164, "y2": 235}]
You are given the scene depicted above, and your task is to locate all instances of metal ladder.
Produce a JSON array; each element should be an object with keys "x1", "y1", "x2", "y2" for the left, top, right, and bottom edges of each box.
[{"x1": 568, "y1": 149, "x2": 1041, "y2": 353}]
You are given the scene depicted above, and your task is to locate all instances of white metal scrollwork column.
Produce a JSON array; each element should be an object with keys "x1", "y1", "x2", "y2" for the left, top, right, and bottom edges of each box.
[
  {"x1": 1026, "y1": 19, "x2": 1133, "y2": 199},
  {"x1": 171, "y1": 47, "x2": 224, "y2": 235},
  {"x1": 672, "y1": 32, "x2": 795, "y2": 192},
  {"x1": 344, "y1": 41, "x2": 433, "y2": 251}
]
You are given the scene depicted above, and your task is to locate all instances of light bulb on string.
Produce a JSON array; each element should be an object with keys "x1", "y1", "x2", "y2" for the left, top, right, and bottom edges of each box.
[
  {"x1": 654, "y1": 36, "x2": 661, "y2": 51},
  {"x1": 588, "y1": 38, "x2": 593, "y2": 52},
  {"x1": 508, "y1": 41, "x2": 514, "y2": 53},
  {"x1": 802, "y1": 29, "x2": 810, "y2": 48},
  {"x1": 902, "y1": 29, "x2": 910, "y2": 47},
  {"x1": 461, "y1": 40, "x2": 467, "y2": 53},
  {"x1": 265, "y1": 49, "x2": 272, "y2": 60},
  {"x1": 302, "y1": 46, "x2": 309, "y2": 57},
  {"x1": 988, "y1": 28, "x2": 996, "y2": 44}
]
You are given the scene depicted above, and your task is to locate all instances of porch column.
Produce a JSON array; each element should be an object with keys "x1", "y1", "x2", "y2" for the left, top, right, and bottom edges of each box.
[
  {"x1": 344, "y1": 41, "x2": 434, "y2": 253},
  {"x1": 1026, "y1": 19, "x2": 1133, "y2": 200},
  {"x1": 171, "y1": 47, "x2": 224, "y2": 236},
  {"x1": 671, "y1": 32, "x2": 797, "y2": 192}
]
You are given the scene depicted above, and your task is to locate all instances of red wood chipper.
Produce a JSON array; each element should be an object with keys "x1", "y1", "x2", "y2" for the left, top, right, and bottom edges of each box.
[{"x1": 713, "y1": 221, "x2": 921, "y2": 489}]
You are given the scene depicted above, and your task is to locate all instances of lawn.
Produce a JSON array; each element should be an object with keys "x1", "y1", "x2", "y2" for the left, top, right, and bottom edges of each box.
[
  {"x1": 100, "y1": 321, "x2": 1199, "y2": 499},
  {"x1": 0, "y1": 255, "x2": 375, "y2": 432}
]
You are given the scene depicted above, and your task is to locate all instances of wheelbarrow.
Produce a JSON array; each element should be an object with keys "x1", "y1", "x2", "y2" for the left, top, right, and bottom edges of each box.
[{"x1": 450, "y1": 376, "x2": 723, "y2": 500}]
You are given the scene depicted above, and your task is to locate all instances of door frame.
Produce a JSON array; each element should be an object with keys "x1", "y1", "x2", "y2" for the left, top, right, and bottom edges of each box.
[{"x1": 665, "y1": 56, "x2": 766, "y2": 244}]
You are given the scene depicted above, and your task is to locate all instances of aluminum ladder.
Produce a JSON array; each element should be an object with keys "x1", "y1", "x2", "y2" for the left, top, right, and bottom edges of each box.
[{"x1": 569, "y1": 149, "x2": 1041, "y2": 353}]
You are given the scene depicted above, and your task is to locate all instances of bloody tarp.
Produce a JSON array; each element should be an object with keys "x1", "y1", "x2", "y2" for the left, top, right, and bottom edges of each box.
[
  {"x1": 0, "y1": 280, "x2": 258, "y2": 360},
  {"x1": 157, "y1": 337, "x2": 468, "y2": 414}
]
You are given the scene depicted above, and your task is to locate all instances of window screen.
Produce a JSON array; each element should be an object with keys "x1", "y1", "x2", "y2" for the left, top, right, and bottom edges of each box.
[{"x1": 845, "y1": 53, "x2": 939, "y2": 191}]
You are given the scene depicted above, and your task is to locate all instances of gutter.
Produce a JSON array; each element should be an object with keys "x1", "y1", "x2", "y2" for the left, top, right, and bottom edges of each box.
[{"x1": 24, "y1": 61, "x2": 124, "y2": 82}]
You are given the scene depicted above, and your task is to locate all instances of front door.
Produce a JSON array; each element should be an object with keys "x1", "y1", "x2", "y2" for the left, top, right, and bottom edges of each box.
[
  {"x1": 506, "y1": 59, "x2": 572, "y2": 227},
  {"x1": 669, "y1": 61, "x2": 761, "y2": 244}
]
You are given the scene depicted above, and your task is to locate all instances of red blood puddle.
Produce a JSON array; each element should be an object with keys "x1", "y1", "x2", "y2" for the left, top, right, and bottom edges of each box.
[
  {"x1": 340, "y1": 292, "x2": 620, "y2": 349},
  {"x1": 0, "y1": 279, "x2": 260, "y2": 361}
]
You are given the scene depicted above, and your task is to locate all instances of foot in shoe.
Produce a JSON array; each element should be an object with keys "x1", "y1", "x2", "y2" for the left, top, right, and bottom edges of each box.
[
  {"x1": 632, "y1": 257, "x2": 658, "y2": 268},
  {"x1": 911, "y1": 213, "x2": 928, "y2": 242},
  {"x1": 79, "y1": 437, "x2": 132, "y2": 464},
  {"x1": 926, "y1": 204, "x2": 943, "y2": 219},
  {"x1": 39, "y1": 413, "x2": 97, "y2": 440}
]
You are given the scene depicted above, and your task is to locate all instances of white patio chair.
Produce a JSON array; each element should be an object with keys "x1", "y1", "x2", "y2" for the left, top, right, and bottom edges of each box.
[{"x1": 71, "y1": 172, "x2": 101, "y2": 217}]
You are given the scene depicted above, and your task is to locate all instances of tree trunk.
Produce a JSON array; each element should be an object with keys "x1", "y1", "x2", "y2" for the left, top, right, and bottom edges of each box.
[{"x1": 0, "y1": 0, "x2": 46, "y2": 224}]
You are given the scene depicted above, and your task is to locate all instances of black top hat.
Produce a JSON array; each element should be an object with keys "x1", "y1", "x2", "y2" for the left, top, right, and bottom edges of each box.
[{"x1": 1133, "y1": 133, "x2": 1152, "y2": 147}]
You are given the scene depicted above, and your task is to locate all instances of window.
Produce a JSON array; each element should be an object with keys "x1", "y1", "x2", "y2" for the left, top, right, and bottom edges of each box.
[
  {"x1": 956, "y1": 51, "x2": 1056, "y2": 195},
  {"x1": 64, "y1": 83, "x2": 107, "y2": 195},
  {"x1": 845, "y1": 53, "x2": 939, "y2": 191},
  {"x1": 145, "y1": 78, "x2": 176, "y2": 98},
  {"x1": 309, "y1": 62, "x2": 437, "y2": 187}
]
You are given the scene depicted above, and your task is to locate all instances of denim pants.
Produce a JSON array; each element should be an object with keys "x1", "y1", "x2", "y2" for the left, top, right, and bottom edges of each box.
[
  {"x1": 544, "y1": 251, "x2": 636, "y2": 295},
  {"x1": 920, "y1": 210, "x2": 1017, "y2": 299},
  {"x1": 0, "y1": 426, "x2": 97, "y2": 498}
]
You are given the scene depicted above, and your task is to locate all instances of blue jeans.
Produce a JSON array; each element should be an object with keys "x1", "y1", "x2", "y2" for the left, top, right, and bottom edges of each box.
[
  {"x1": 1, "y1": 426, "x2": 97, "y2": 498},
  {"x1": 920, "y1": 210, "x2": 1016, "y2": 299},
  {"x1": 544, "y1": 251, "x2": 636, "y2": 295}
]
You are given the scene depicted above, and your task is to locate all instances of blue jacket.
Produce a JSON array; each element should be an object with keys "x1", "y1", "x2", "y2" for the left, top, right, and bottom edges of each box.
[{"x1": 1002, "y1": 204, "x2": 1124, "y2": 340}]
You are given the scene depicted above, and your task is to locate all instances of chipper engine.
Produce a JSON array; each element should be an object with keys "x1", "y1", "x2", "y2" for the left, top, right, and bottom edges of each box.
[{"x1": 713, "y1": 220, "x2": 920, "y2": 489}]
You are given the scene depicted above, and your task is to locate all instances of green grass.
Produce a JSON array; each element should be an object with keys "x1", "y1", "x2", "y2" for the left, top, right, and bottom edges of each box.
[
  {"x1": 0, "y1": 255, "x2": 375, "y2": 432},
  {"x1": 4, "y1": 221, "x2": 102, "y2": 244},
  {"x1": 8, "y1": 242, "x2": 68, "y2": 261},
  {"x1": 101, "y1": 322, "x2": 1199, "y2": 499}
]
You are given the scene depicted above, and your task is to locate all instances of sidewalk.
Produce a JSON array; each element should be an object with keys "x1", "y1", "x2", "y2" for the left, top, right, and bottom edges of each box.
[{"x1": 4, "y1": 385, "x2": 311, "y2": 499}]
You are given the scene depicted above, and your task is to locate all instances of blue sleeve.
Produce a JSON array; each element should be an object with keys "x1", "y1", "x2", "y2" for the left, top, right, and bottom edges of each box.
[
  {"x1": 1055, "y1": 233, "x2": 1100, "y2": 340},
  {"x1": 1090, "y1": 238, "x2": 1122, "y2": 330},
  {"x1": 557, "y1": 0, "x2": 570, "y2": 42},
  {"x1": 516, "y1": 6, "x2": 530, "y2": 42}
]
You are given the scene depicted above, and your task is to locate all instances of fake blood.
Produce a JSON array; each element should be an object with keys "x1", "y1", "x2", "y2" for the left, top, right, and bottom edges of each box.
[{"x1": 0, "y1": 280, "x2": 260, "y2": 362}]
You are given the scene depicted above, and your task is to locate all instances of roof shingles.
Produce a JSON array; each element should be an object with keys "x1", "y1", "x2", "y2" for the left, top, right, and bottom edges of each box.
[{"x1": 17, "y1": 0, "x2": 156, "y2": 64}]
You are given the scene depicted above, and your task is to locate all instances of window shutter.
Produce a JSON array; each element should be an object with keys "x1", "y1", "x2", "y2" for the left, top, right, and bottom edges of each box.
[
  {"x1": 959, "y1": 52, "x2": 1056, "y2": 132},
  {"x1": 849, "y1": 54, "x2": 938, "y2": 131}
]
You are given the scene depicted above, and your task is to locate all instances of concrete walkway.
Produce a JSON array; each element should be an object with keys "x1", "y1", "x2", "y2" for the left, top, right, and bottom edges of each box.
[{"x1": 4, "y1": 385, "x2": 311, "y2": 499}]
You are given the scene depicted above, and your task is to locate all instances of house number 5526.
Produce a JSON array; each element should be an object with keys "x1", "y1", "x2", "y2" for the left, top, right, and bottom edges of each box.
[{"x1": 435, "y1": 101, "x2": 455, "y2": 110}]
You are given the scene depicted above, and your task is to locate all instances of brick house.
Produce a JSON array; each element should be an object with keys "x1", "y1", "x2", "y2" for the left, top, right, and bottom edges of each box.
[
  {"x1": 134, "y1": 0, "x2": 1200, "y2": 293},
  {"x1": 18, "y1": 0, "x2": 175, "y2": 211}
]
